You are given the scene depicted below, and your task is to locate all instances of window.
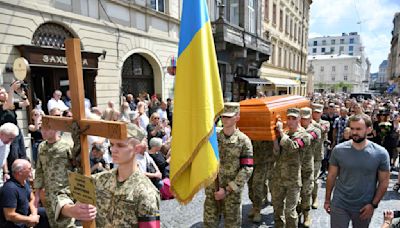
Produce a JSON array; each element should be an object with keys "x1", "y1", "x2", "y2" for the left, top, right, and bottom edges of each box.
[
  {"x1": 313, "y1": 40, "x2": 317, "y2": 46},
  {"x1": 278, "y1": 47, "x2": 282, "y2": 67},
  {"x1": 271, "y1": 44, "x2": 276, "y2": 65},
  {"x1": 349, "y1": 53, "x2": 353, "y2": 56},
  {"x1": 284, "y1": 49, "x2": 287, "y2": 68},
  {"x1": 230, "y1": 0, "x2": 240, "y2": 26},
  {"x1": 340, "y1": 38, "x2": 344, "y2": 44},
  {"x1": 320, "y1": 66, "x2": 324, "y2": 72},
  {"x1": 349, "y1": 38, "x2": 354, "y2": 44},
  {"x1": 330, "y1": 47, "x2": 335, "y2": 53},
  {"x1": 298, "y1": 26, "x2": 301, "y2": 43},
  {"x1": 290, "y1": 19, "x2": 293, "y2": 37},
  {"x1": 349, "y1": 46, "x2": 354, "y2": 51},
  {"x1": 332, "y1": 66, "x2": 336, "y2": 72},
  {"x1": 344, "y1": 65, "x2": 348, "y2": 70},
  {"x1": 285, "y1": 15, "x2": 289, "y2": 34},
  {"x1": 150, "y1": 0, "x2": 164, "y2": 13},
  {"x1": 272, "y1": 3, "x2": 277, "y2": 25},
  {"x1": 294, "y1": 23, "x2": 297, "y2": 39},
  {"x1": 344, "y1": 75, "x2": 348, "y2": 81},
  {"x1": 340, "y1": 46, "x2": 344, "y2": 52},
  {"x1": 331, "y1": 39, "x2": 336, "y2": 45},
  {"x1": 312, "y1": 48, "x2": 317, "y2": 53},
  {"x1": 248, "y1": 0, "x2": 256, "y2": 33},
  {"x1": 265, "y1": 0, "x2": 269, "y2": 21},
  {"x1": 332, "y1": 76, "x2": 335, "y2": 81},
  {"x1": 321, "y1": 47, "x2": 326, "y2": 53},
  {"x1": 279, "y1": 9, "x2": 283, "y2": 30},
  {"x1": 322, "y1": 40, "x2": 326, "y2": 45}
]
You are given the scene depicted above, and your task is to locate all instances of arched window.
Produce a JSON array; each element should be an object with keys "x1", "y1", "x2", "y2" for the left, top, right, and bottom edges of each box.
[
  {"x1": 31, "y1": 23, "x2": 77, "y2": 48},
  {"x1": 122, "y1": 54, "x2": 154, "y2": 96}
]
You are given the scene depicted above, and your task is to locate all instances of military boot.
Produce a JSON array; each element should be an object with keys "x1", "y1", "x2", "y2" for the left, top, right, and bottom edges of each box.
[
  {"x1": 303, "y1": 211, "x2": 311, "y2": 227},
  {"x1": 312, "y1": 195, "x2": 318, "y2": 209}
]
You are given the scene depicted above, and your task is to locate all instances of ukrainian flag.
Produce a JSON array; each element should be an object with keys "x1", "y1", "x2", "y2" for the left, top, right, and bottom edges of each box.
[{"x1": 170, "y1": 0, "x2": 224, "y2": 204}]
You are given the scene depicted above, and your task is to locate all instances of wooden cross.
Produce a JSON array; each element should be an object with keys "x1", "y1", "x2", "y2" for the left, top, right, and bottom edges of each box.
[{"x1": 41, "y1": 38, "x2": 127, "y2": 228}]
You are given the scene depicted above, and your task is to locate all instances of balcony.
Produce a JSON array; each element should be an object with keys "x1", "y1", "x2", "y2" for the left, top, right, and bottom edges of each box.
[{"x1": 212, "y1": 19, "x2": 271, "y2": 59}]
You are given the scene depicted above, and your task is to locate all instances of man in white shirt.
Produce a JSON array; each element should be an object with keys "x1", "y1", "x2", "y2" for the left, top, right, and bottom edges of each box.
[
  {"x1": 0, "y1": 123, "x2": 19, "y2": 186},
  {"x1": 157, "y1": 101, "x2": 168, "y2": 121},
  {"x1": 47, "y1": 90, "x2": 69, "y2": 113}
]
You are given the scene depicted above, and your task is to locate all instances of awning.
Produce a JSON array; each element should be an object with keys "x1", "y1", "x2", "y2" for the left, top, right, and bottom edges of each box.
[
  {"x1": 240, "y1": 77, "x2": 272, "y2": 85},
  {"x1": 263, "y1": 77, "x2": 298, "y2": 87}
]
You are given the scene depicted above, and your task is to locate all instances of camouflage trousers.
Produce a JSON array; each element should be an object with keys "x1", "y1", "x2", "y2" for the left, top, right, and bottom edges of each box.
[
  {"x1": 248, "y1": 161, "x2": 274, "y2": 209},
  {"x1": 203, "y1": 188, "x2": 241, "y2": 228},
  {"x1": 44, "y1": 193, "x2": 76, "y2": 228},
  {"x1": 300, "y1": 169, "x2": 314, "y2": 211},
  {"x1": 312, "y1": 161, "x2": 322, "y2": 198},
  {"x1": 271, "y1": 184, "x2": 301, "y2": 228}
]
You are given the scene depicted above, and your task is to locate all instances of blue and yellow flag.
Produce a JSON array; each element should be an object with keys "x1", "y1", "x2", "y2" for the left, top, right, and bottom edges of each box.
[{"x1": 170, "y1": 0, "x2": 224, "y2": 204}]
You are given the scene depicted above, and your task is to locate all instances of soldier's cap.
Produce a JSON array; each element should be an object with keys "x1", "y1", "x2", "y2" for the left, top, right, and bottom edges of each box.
[
  {"x1": 287, "y1": 108, "x2": 300, "y2": 118},
  {"x1": 300, "y1": 107, "x2": 312, "y2": 119},
  {"x1": 329, "y1": 103, "x2": 335, "y2": 108},
  {"x1": 221, "y1": 102, "x2": 240, "y2": 117},
  {"x1": 128, "y1": 111, "x2": 139, "y2": 120},
  {"x1": 312, "y1": 103, "x2": 324, "y2": 113},
  {"x1": 127, "y1": 123, "x2": 146, "y2": 141}
]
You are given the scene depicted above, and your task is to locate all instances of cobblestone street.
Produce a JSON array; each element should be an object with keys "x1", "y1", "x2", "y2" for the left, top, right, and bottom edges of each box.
[{"x1": 161, "y1": 171, "x2": 400, "y2": 227}]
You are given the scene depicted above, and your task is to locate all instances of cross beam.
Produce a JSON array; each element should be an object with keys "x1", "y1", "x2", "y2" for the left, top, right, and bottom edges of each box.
[{"x1": 42, "y1": 38, "x2": 127, "y2": 228}]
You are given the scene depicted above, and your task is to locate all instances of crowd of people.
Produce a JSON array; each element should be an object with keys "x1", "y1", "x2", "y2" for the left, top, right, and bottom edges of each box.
[
  {"x1": 0, "y1": 82, "x2": 173, "y2": 227},
  {"x1": 0, "y1": 79, "x2": 399, "y2": 227}
]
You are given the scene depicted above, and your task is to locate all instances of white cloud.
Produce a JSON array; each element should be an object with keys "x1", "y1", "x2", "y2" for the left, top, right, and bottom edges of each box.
[{"x1": 309, "y1": 0, "x2": 400, "y2": 72}]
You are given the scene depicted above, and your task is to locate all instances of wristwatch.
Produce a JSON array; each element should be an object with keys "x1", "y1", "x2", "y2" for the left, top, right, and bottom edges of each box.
[{"x1": 371, "y1": 202, "x2": 378, "y2": 209}]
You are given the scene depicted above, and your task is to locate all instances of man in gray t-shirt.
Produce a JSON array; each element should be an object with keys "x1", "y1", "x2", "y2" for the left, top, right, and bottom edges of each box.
[{"x1": 325, "y1": 114, "x2": 390, "y2": 228}]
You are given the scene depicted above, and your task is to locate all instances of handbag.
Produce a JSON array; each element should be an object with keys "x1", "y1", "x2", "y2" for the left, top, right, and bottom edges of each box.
[{"x1": 146, "y1": 159, "x2": 157, "y2": 174}]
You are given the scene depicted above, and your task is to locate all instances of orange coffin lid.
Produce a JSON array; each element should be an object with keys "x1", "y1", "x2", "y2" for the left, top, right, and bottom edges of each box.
[{"x1": 237, "y1": 95, "x2": 310, "y2": 141}]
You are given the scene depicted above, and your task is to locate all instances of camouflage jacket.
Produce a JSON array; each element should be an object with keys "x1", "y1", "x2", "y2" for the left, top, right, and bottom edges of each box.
[
  {"x1": 33, "y1": 139, "x2": 73, "y2": 198},
  {"x1": 252, "y1": 140, "x2": 276, "y2": 164},
  {"x1": 312, "y1": 119, "x2": 330, "y2": 161},
  {"x1": 207, "y1": 129, "x2": 253, "y2": 194},
  {"x1": 301, "y1": 124, "x2": 322, "y2": 170},
  {"x1": 273, "y1": 127, "x2": 311, "y2": 187},
  {"x1": 56, "y1": 169, "x2": 160, "y2": 228}
]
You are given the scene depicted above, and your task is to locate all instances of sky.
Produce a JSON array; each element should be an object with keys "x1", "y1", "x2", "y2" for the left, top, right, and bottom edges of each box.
[{"x1": 309, "y1": 0, "x2": 400, "y2": 73}]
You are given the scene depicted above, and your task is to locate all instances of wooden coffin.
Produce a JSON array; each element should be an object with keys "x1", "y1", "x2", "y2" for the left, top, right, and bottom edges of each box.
[{"x1": 237, "y1": 95, "x2": 310, "y2": 141}]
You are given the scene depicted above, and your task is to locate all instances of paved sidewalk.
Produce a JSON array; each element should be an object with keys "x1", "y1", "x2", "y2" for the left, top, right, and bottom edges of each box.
[{"x1": 160, "y1": 171, "x2": 400, "y2": 227}]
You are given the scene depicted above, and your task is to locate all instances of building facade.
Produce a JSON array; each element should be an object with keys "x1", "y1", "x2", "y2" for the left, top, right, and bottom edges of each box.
[
  {"x1": 0, "y1": 0, "x2": 180, "y2": 134},
  {"x1": 208, "y1": 0, "x2": 272, "y2": 101},
  {"x1": 259, "y1": 0, "x2": 312, "y2": 96},
  {"x1": 375, "y1": 60, "x2": 389, "y2": 91},
  {"x1": 308, "y1": 32, "x2": 370, "y2": 91},
  {"x1": 388, "y1": 12, "x2": 400, "y2": 91},
  {"x1": 308, "y1": 54, "x2": 363, "y2": 93}
]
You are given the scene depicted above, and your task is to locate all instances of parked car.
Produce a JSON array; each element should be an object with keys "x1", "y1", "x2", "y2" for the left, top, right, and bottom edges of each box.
[{"x1": 350, "y1": 93, "x2": 375, "y2": 101}]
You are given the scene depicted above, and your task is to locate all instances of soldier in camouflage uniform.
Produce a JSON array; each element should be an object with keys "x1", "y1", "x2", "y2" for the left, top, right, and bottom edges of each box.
[
  {"x1": 247, "y1": 140, "x2": 276, "y2": 223},
  {"x1": 55, "y1": 127, "x2": 160, "y2": 227},
  {"x1": 271, "y1": 108, "x2": 311, "y2": 228},
  {"x1": 33, "y1": 128, "x2": 76, "y2": 228},
  {"x1": 299, "y1": 107, "x2": 321, "y2": 227},
  {"x1": 311, "y1": 103, "x2": 330, "y2": 209},
  {"x1": 203, "y1": 102, "x2": 253, "y2": 228}
]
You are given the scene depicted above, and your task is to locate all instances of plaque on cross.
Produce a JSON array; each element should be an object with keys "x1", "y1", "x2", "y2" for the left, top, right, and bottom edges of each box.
[{"x1": 41, "y1": 38, "x2": 127, "y2": 228}]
